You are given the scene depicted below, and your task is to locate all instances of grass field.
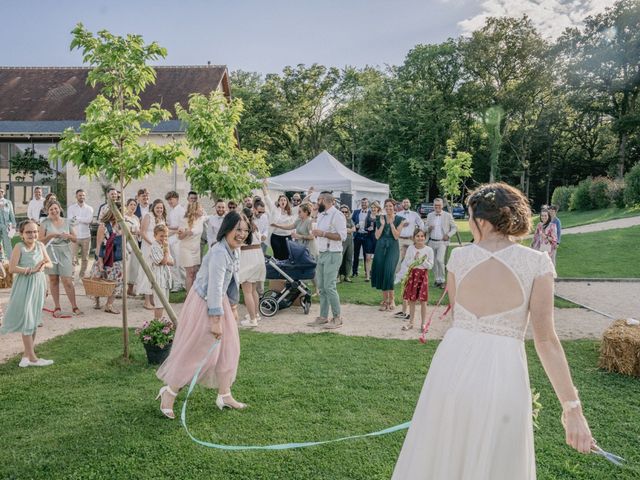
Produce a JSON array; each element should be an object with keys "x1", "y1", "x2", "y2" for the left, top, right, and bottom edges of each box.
[{"x1": 0, "y1": 328, "x2": 638, "y2": 479}]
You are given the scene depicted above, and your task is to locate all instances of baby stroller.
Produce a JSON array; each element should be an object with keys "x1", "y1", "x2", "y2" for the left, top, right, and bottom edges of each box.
[{"x1": 259, "y1": 240, "x2": 316, "y2": 317}]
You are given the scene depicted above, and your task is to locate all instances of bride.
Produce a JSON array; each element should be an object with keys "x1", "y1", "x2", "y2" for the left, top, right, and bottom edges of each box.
[{"x1": 392, "y1": 183, "x2": 592, "y2": 480}]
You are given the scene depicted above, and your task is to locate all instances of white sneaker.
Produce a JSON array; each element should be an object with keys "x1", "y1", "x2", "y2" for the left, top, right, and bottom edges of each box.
[
  {"x1": 19, "y1": 357, "x2": 54, "y2": 367},
  {"x1": 240, "y1": 318, "x2": 258, "y2": 328}
]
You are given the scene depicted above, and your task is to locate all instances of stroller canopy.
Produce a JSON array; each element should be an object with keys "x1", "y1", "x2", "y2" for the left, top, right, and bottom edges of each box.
[{"x1": 287, "y1": 240, "x2": 316, "y2": 266}]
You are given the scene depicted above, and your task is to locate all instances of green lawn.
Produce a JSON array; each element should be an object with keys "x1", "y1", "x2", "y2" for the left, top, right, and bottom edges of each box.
[
  {"x1": 0, "y1": 329, "x2": 637, "y2": 479},
  {"x1": 555, "y1": 207, "x2": 640, "y2": 230},
  {"x1": 555, "y1": 226, "x2": 640, "y2": 278}
]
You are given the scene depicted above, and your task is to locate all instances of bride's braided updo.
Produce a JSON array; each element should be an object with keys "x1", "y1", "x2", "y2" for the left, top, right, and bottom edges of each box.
[{"x1": 466, "y1": 182, "x2": 531, "y2": 237}]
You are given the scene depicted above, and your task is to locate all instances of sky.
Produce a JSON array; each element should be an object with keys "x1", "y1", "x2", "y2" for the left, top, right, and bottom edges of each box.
[{"x1": 0, "y1": 0, "x2": 615, "y2": 75}]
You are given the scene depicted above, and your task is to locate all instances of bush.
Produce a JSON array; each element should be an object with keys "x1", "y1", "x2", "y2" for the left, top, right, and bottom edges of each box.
[
  {"x1": 624, "y1": 162, "x2": 640, "y2": 207},
  {"x1": 609, "y1": 179, "x2": 626, "y2": 208},
  {"x1": 589, "y1": 176, "x2": 613, "y2": 209},
  {"x1": 569, "y1": 178, "x2": 594, "y2": 211},
  {"x1": 551, "y1": 186, "x2": 574, "y2": 212}
]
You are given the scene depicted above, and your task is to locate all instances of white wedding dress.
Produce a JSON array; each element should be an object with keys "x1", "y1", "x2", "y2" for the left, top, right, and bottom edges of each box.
[{"x1": 392, "y1": 243, "x2": 556, "y2": 480}]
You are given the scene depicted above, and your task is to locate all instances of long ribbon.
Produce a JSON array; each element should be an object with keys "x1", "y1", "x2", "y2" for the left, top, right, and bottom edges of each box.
[{"x1": 179, "y1": 340, "x2": 410, "y2": 450}]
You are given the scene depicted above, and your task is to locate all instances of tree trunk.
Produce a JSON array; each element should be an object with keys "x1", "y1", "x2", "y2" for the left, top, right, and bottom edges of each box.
[
  {"x1": 617, "y1": 132, "x2": 627, "y2": 179},
  {"x1": 111, "y1": 190, "x2": 129, "y2": 360},
  {"x1": 110, "y1": 203, "x2": 178, "y2": 325}
]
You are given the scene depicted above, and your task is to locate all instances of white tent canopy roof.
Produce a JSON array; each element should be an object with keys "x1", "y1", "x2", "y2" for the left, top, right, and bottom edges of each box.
[{"x1": 266, "y1": 150, "x2": 389, "y2": 195}]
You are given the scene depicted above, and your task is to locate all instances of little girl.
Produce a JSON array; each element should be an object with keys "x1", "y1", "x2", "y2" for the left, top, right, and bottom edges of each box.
[
  {"x1": 0, "y1": 220, "x2": 54, "y2": 367},
  {"x1": 148, "y1": 224, "x2": 174, "y2": 321},
  {"x1": 395, "y1": 230, "x2": 434, "y2": 331}
]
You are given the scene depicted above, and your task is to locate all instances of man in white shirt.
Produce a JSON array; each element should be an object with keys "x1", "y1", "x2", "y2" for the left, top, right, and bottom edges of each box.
[
  {"x1": 253, "y1": 199, "x2": 270, "y2": 253},
  {"x1": 291, "y1": 192, "x2": 302, "y2": 217},
  {"x1": 134, "y1": 188, "x2": 151, "y2": 219},
  {"x1": 27, "y1": 186, "x2": 44, "y2": 221},
  {"x1": 206, "y1": 199, "x2": 226, "y2": 248},
  {"x1": 396, "y1": 198, "x2": 424, "y2": 262},
  {"x1": 424, "y1": 198, "x2": 458, "y2": 288},
  {"x1": 165, "y1": 191, "x2": 186, "y2": 292},
  {"x1": 309, "y1": 192, "x2": 347, "y2": 330},
  {"x1": 68, "y1": 189, "x2": 94, "y2": 279}
]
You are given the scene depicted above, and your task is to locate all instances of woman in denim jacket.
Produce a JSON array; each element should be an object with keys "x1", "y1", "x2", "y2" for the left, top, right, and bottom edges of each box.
[{"x1": 156, "y1": 211, "x2": 250, "y2": 418}]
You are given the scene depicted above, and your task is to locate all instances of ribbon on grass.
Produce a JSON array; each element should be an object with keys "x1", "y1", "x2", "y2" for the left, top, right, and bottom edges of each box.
[{"x1": 179, "y1": 340, "x2": 410, "y2": 451}]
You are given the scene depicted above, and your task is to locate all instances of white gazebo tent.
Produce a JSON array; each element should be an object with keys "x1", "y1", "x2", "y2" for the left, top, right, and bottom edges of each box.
[{"x1": 265, "y1": 151, "x2": 389, "y2": 208}]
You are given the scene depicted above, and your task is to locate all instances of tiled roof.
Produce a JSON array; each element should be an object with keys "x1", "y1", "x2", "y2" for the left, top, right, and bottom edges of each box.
[{"x1": 0, "y1": 65, "x2": 229, "y2": 121}]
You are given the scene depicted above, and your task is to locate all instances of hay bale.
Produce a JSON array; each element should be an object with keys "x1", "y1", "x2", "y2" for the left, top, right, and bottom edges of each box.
[
  {"x1": 599, "y1": 320, "x2": 640, "y2": 377},
  {"x1": 0, "y1": 262, "x2": 12, "y2": 289}
]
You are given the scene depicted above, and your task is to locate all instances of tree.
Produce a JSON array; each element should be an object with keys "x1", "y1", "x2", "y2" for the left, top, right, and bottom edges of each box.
[
  {"x1": 51, "y1": 24, "x2": 187, "y2": 359},
  {"x1": 440, "y1": 139, "x2": 473, "y2": 210},
  {"x1": 10, "y1": 147, "x2": 55, "y2": 201},
  {"x1": 176, "y1": 91, "x2": 269, "y2": 200}
]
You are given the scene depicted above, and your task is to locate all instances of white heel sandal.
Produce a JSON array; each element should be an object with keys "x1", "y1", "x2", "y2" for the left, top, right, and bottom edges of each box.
[
  {"x1": 215, "y1": 393, "x2": 247, "y2": 411},
  {"x1": 155, "y1": 385, "x2": 178, "y2": 419}
]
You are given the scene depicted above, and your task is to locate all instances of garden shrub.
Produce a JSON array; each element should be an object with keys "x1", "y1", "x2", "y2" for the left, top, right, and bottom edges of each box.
[
  {"x1": 589, "y1": 176, "x2": 613, "y2": 209},
  {"x1": 608, "y1": 179, "x2": 626, "y2": 208},
  {"x1": 551, "y1": 186, "x2": 574, "y2": 212},
  {"x1": 624, "y1": 162, "x2": 640, "y2": 207},
  {"x1": 569, "y1": 177, "x2": 594, "y2": 211}
]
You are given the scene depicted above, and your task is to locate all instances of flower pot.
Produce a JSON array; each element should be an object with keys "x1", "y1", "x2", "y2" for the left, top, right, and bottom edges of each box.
[{"x1": 143, "y1": 342, "x2": 172, "y2": 365}]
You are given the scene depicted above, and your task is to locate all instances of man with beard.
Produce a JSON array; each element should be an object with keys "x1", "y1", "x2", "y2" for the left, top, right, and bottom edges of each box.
[
  {"x1": 206, "y1": 199, "x2": 227, "y2": 248},
  {"x1": 309, "y1": 192, "x2": 347, "y2": 329}
]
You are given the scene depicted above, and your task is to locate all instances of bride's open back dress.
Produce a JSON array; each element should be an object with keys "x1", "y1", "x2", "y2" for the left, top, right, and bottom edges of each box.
[{"x1": 392, "y1": 243, "x2": 556, "y2": 480}]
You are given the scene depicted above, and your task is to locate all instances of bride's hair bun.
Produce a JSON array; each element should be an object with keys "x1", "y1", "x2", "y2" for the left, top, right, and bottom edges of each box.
[{"x1": 466, "y1": 183, "x2": 531, "y2": 237}]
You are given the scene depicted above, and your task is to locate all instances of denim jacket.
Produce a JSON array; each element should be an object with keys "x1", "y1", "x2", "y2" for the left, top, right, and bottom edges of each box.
[{"x1": 193, "y1": 238, "x2": 240, "y2": 316}]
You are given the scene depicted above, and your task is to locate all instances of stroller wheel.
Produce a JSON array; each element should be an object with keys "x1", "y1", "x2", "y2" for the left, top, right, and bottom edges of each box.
[
  {"x1": 260, "y1": 289, "x2": 278, "y2": 300},
  {"x1": 259, "y1": 297, "x2": 279, "y2": 317},
  {"x1": 301, "y1": 295, "x2": 311, "y2": 315}
]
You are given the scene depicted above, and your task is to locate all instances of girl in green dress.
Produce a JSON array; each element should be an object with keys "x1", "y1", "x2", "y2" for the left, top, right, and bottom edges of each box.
[
  {"x1": 370, "y1": 199, "x2": 405, "y2": 311},
  {"x1": 38, "y1": 201, "x2": 82, "y2": 317},
  {"x1": 0, "y1": 220, "x2": 54, "y2": 367}
]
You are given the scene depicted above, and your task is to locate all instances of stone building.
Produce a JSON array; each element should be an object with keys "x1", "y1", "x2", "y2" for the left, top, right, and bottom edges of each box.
[{"x1": 0, "y1": 65, "x2": 231, "y2": 216}]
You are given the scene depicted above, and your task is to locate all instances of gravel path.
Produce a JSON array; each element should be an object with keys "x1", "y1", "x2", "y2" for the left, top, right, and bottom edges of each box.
[
  {"x1": 0, "y1": 287, "x2": 613, "y2": 364},
  {"x1": 555, "y1": 281, "x2": 640, "y2": 320},
  {"x1": 561, "y1": 216, "x2": 640, "y2": 235}
]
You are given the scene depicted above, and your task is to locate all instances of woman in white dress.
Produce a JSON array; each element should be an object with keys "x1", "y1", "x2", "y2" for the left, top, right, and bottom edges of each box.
[
  {"x1": 239, "y1": 208, "x2": 266, "y2": 327},
  {"x1": 137, "y1": 199, "x2": 167, "y2": 309},
  {"x1": 178, "y1": 201, "x2": 206, "y2": 294},
  {"x1": 261, "y1": 181, "x2": 295, "y2": 260},
  {"x1": 392, "y1": 183, "x2": 593, "y2": 480},
  {"x1": 124, "y1": 198, "x2": 141, "y2": 298}
]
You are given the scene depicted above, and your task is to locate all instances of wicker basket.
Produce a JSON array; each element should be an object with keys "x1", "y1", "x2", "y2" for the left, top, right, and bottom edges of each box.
[{"x1": 82, "y1": 277, "x2": 117, "y2": 297}]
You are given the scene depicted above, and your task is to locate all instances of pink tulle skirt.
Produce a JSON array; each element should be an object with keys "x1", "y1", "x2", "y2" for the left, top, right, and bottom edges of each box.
[{"x1": 156, "y1": 289, "x2": 240, "y2": 390}]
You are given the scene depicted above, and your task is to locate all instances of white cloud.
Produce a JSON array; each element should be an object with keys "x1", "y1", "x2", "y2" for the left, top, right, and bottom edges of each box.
[{"x1": 458, "y1": 0, "x2": 616, "y2": 38}]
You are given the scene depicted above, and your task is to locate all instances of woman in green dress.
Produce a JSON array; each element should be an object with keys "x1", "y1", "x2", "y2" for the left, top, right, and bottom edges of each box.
[
  {"x1": 38, "y1": 201, "x2": 82, "y2": 317},
  {"x1": 0, "y1": 220, "x2": 54, "y2": 367},
  {"x1": 370, "y1": 199, "x2": 404, "y2": 311}
]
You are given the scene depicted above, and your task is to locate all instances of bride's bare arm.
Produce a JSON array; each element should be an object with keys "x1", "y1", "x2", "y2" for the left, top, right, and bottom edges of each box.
[{"x1": 529, "y1": 273, "x2": 593, "y2": 453}]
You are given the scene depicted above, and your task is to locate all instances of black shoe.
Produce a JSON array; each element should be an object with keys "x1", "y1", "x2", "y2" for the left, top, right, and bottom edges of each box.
[{"x1": 394, "y1": 311, "x2": 407, "y2": 318}]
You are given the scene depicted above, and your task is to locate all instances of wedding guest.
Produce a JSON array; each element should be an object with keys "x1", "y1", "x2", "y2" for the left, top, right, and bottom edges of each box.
[
  {"x1": 351, "y1": 198, "x2": 376, "y2": 280},
  {"x1": 0, "y1": 220, "x2": 53, "y2": 367},
  {"x1": 134, "y1": 188, "x2": 151, "y2": 219},
  {"x1": 155, "y1": 211, "x2": 250, "y2": 418},
  {"x1": 338, "y1": 205, "x2": 355, "y2": 283},
  {"x1": 227, "y1": 200, "x2": 237, "y2": 213},
  {"x1": 261, "y1": 181, "x2": 295, "y2": 260},
  {"x1": 178, "y1": 201, "x2": 206, "y2": 294},
  {"x1": 96, "y1": 187, "x2": 119, "y2": 223},
  {"x1": 369, "y1": 201, "x2": 382, "y2": 257},
  {"x1": 243, "y1": 196, "x2": 254, "y2": 209},
  {"x1": 206, "y1": 200, "x2": 226, "y2": 248},
  {"x1": 391, "y1": 183, "x2": 593, "y2": 479},
  {"x1": 394, "y1": 198, "x2": 424, "y2": 320},
  {"x1": 138, "y1": 199, "x2": 167, "y2": 309},
  {"x1": 371, "y1": 199, "x2": 403, "y2": 312},
  {"x1": 39, "y1": 193, "x2": 62, "y2": 221},
  {"x1": 253, "y1": 199, "x2": 270, "y2": 254},
  {"x1": 548, "y1": 205, "x2": 562, "y2": 263},
  {"x1": 123, "y1": 198, "x2": 141, "y2": 297},
  {"x1": 38, "y1": 201, "x2": 82, "y2": 317},
  {"x1": 309, "y1": 192, "x2": 347, "y2": 329},
  {"x1": 90, "y1": 206, "x2": 123, "y2": 314},
  {"x1": 395, "y1": 230, "x2": 434, "y2": 331},
  {"x1": 27, "y1": 186, "x2": 44, "y2": 222},
  {"x1": 424, "y1": 198, "x2": 457, "y2": 288},
  {"x1": 149, "y1": 224, "x2": 174, "y2": 320},
  {"x1": 291, "y1": 192, "x2": 302, "y2": 216},
  {"x1": 165, "y1": 191, "x2": 186, "y2": 292},
  {"x1": 67, "y1": 189, "x2": 94, "y2": 279},
  {"x1": 0, "y1": 188, "x2": 16, "y2": 258},
  {"x1": 239, "y1": 208, "x2": 266, "y2": 328},
  {"x1": 187, "y1": 191, "x2": 198, "y2": 204},
  {"x1": 532, "y1": 209, "x2": 558, "y2": 263}
]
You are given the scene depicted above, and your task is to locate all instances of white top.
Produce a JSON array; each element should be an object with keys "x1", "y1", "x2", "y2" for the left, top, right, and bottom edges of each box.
[
  {"x1": 27, "y1": 198, "x2": 44, "y2": 221},
  {"x1": 264, "y1": 196, "x2": 295, "y2": 236},
  {"x1": 167, "y1": 204, "x2": 186, "y2": 244},
  {"x1": 315, "y1": 206, "x2": 347, "y2": 253},
  {"x1": 431, "y1": 214, "x2": 444, "y2": 240},
  {"x1": 397, "y1": 209, "x2": 424, "y2": 238},
  {"x1": 395, "y1": 244, "x2": 434, "y2": 284},
  {"x1": 357, "y1": 209, "x2": 370, "y2": 231},
  {"x1": 67, "y1": 203, "x2": 94, "y2": 239},
  {"x1": 206, "y1": 214, "x2": 225, "y2": 247},
  {"x1": 254, "y1": 212, "x2": 270, "y2": 243}
]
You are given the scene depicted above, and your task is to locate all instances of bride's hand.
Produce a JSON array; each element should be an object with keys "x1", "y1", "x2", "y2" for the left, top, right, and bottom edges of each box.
[{"x1": 562, "y1": 409, "x2": 594, "y2": 454}]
